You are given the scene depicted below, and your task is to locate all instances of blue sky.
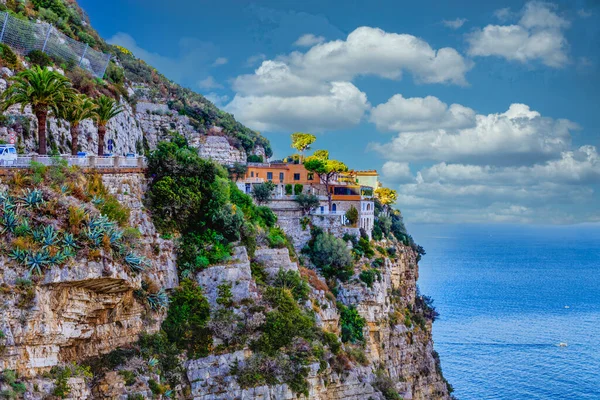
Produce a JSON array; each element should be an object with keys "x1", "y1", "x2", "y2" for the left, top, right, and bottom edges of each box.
[{"x1": 80, "y1": 0, "x2": 600, "y2": 224}]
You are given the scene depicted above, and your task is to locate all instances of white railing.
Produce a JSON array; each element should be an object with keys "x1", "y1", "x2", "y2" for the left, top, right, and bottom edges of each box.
[
  {"x1": 1, "y1": 155, "x2": 146, "y2": 169},
  {"x1": 244, "y1": 177, "x2": 265, "y2": 183}
]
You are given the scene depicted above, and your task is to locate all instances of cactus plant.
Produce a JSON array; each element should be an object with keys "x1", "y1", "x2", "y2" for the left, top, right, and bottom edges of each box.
[
  {"x1": 26, "y1": 251, "x2": 49, "y2": 275},
  {"x1": 124, "y1": 253, "x2": 148, "y2": 273},
  {"x1": 20, "y1": 189, "x2": 44, "y2": 208}
]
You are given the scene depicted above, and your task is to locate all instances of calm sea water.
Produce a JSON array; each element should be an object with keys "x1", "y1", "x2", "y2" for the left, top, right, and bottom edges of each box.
[{"x1": 410, "y1": 224, "x2": 600, "y2": 400}]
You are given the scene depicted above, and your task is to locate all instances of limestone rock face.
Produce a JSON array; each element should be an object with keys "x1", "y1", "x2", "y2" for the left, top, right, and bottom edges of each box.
[
  {"x1": 197, "y1": 135, "x2": 246, "y2": 166},
  {"x1": 253, "y1": 248, "x2": 298, "y2": 278},
  {"x1": 195, "y1": 246, "x2": 259, "y2": 305},
  {"x1": 0, "y1": 173, "x2": 177, "y2": 378}
]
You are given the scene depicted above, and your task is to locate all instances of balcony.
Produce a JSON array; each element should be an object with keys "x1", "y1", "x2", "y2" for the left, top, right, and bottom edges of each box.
[{"x1": 243, "y1": 177, "x2": 265, "y2": 183}]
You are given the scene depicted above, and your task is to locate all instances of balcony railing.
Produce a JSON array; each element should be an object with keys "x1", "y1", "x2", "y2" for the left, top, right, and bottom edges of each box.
[{"x1": 0, "y1": 155, "x2": 146, "y2": 169}]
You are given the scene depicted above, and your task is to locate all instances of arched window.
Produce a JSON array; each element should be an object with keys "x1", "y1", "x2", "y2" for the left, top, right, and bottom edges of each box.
[
  {"x1": 367, "y1": 203, "x2": 371, "y2": 211},
  {"x1": 332, "y1": 203, "x2": 337, "y2": 213}
]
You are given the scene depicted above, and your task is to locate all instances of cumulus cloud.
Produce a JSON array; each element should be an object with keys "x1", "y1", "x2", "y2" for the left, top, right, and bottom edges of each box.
[
  {"x1": 285, "y1": 26, "x2": 471, "y2": 85},
  {"x1": 381, "y1": 162, "x2": 414, "y2": 183},
  {"x1": 294, "y1": 33, "x2": 326, "y2": 47},
  {"x1": 246, "y1": 53, "x2": 266, "y2": 67},
  {"x1": 442, "y1": 18, "x2": 467, "y2": 29},
  {"x1": 225, "y1": 81, "x2": 369, "y2": 132},
  {"x1": 467, "y1": 1, "x2": 571, "y2": 68},
  {"x1": 370, "y1": 103, "x2": 577, "y2": 166},
  {"x1": 370, "y1": 94, "x2": 476, "y2": 132},
  {"x1": 198, "y1": 76, "x2": 223, "y2": 90},
  {"x1": 227, "y1": 26, "x2": 471, "y2": 132}
]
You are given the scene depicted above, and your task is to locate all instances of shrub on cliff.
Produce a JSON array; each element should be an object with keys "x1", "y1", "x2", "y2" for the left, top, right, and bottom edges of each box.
[
  {"x1": 339, "y1": 304, "x2": 366, "y2": 343},
  {"x1": 304, "y1": 228, "x2": 354, "y2": 281},
  {"x1": 162, "y1": 279, "x2": 212, "y2": 358}
]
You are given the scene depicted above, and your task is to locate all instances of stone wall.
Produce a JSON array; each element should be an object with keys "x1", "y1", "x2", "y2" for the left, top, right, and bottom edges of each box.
[{"x1": 197, "y1": 135, "x2": 246, "y2": 166}]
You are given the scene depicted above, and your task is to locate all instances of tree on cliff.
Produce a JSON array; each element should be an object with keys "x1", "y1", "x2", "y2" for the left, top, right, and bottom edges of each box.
[
  {"x1": 93, "y1": 95, "x2": 123, "y2": 156},
  {"x1": 251, "y1": 181, "x2": 276, "y2": 205},
  {"x1": 375, "y1": 187, "x2": 398, "y2": 213},
  {"x1": 59, "y1": 94, "x2": 97, "y2": 155},
  {"x1": 0, "y1": 66, "x2": 75, "y2": 155},
  {"x1": 304, "y1": 150, "x2": 348, "y2": 211},
  {"x1": 290, "y1": 132, "x2": 316, "y2": 162}
]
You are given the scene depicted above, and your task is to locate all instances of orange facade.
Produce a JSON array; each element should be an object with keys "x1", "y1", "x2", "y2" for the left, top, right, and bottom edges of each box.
[{"x1": 245, "y1": 163, "x2": 318, "y2": 185}]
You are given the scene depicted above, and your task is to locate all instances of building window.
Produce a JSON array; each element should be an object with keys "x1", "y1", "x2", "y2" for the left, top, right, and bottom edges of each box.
[
  {"x1": 267, "y1": 172, "x2": 273, "y2": 180},
  {"x1": 332, "y1": 203, "x2": 337, "y2": 213},
  {"x1": 251, "y1": 171, "x2": 254, "y2": 177},
  {"x1": 294, "y1": 173, "x2": 301, "y2": 181},
  {"x1": 308, "y1": 173, "x2": 314, "y2": 180},
  {"x1": 279, "y1": 172, "x2": 284, "y2": 182}
]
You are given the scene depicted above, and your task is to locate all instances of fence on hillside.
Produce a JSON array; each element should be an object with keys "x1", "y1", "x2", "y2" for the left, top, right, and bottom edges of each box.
[{"x1": 0, "y1": 11, "x2": 111, "y2": 78}]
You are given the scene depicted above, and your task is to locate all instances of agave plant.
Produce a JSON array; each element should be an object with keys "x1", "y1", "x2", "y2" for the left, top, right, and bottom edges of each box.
[
  {"x1": 146, "y1": 290, "x2": 169, "y2": 311},
  {"x1": 62, "y1": 233, "x2": 78, "y2": 249},
  {"x1": 60, "y1": 184, "x2": 70, "y2": 194},
  {"x1": 91, "y1": 195, "x2": 104, "y2": 206},
  {"x1": 124, "y1": 253, "x2": 148, "y2": 273},
  {"x1": 26, "y1": 251, "x2": 49, "y2": 275},
  {"x1": 108, "y1": 228, "x2": 123, "y2": 246},
  {"x1": 1, "y1": 211, "x2": 19, "y2": 234},
  {"x1": 48, "y1": 250, "x2": 69, "y2": 266},
  {"x1": 1, "y1": 195, "x2": 16, "y2": 213},
  {"x1": 41, "y1": 225, "x2": 58, "y2": 248},
  {"x1": 85, "y1": 227, "x2": 104, "y2": 248},
  {"x1": 62, "y1": 246, "x2": 77, "y2": 259},
  {"x1": 164, "y1": 390, "x2": 173, "y2": 398},
  {"x1": 20, "y1": 189, "x2": 44, "y2": 208},
  {"x1": 9, "y1": 248, "x2": 28, "y2": 264},
  {"x1": 147, "y1": 358, "x2": 159, "y2": 368},
  {"x1": 89, "y1": 214, "x2": 114, "y2": 232},
  {"x1": 32, "y1": 228, "x2": 44, "y2": 243}
]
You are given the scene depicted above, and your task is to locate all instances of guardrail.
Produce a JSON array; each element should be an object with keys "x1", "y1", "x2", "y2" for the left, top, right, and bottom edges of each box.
[{"x1": 0, "y1": 155, "x2": 146, "y2": 169}]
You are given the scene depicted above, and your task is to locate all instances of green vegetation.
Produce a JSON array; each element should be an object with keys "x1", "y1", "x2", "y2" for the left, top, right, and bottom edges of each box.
[
  {"x1": 345, "y1": 205, "x2": 359, "y2": 226},
  {"x1": 294, "y1": 183, "x2": 303, "y2": 195},
  {"x1": 290, "y1": 133, "x2": 316, "y2": 162},
  {"x1": 162, "y1": 279, "x2": 211, "y2": 358},
  {"x1": 373, "y1": 368, "x2": 403, "y2": 400},
  {"x1": 92, "y1": 94, "x2": 123, "y2": 155},
  {"x1": 304, "y1": 150, "x2": 348, "y2": 210},
  {"x1": 273, "y1": 269, "x2": 310, "y2": 303},
  {"x1": 359, "y1": 268, "x2": 381, "y2": 288},
  {"x1": 251, "y1": 181, "x2": 275, "y2": 205},
  {"x1": 339, "y1": 304, "x2": 366, "y2": 343},
  {"x1": 0, "y1": 163, "x2": 140, "y2": 280},
  {"x1": 304, "y1": 227, "x2": 354, "y2": 281},
  {"x1": 58, "y1": 94, "x2": 97, "y2": 155},
  {"x1": 0, "y1": 65, "x2": 75, "y2": 155},
  {"x1": 49, "y1": 364, "x2": 92, "y2": 399},
  {"x1": 0, "y1": 370, "x2": 27, "y2": 399}
]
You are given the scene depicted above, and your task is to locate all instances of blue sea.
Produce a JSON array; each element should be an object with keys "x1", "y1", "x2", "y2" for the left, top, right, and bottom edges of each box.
[{"x1": 410, "y1": 224, "x2": 600, "y2": 400}]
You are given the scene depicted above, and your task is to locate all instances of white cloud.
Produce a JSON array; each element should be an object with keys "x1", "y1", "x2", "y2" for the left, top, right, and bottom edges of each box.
[
  {"x1": 213, "y1": 57, "x2": 228, "y2": 66},
  {"x1": 232, "y1": 60, "x2": 329, "y2": 97},
  {"x1": 197, "y1": 76, "x2": 223, "y2": 90},
  {"x1": 205, "y1": 93, "x2": 230, "y2": 107},
  {"x1": 370, "y1": 94, "x2": 476, "y2": 132},
  {"x1": 370, "y1": 103, "x2": 577, "y2": 166},
  {"x1": 577, "y1": 9, "x2": 592, "y2": 18},
  {"x1": 294, "y1": 33, "x2": 325, "y2": 47},
  {"x1": 225, "y1": 81, "x2": 369, "y2": 132},
  {"x1": 285, "y1": 26, "x2": 471, "y2": 85},
  {"x1": 468, "y1": 1, "x2": 571, "y2": 68},
  {"x1": 381, "y1": 161, "x2": 414, "y2": 183},
  {"x1": 228, "y1": 26, "x2": 471, "y2": 132},
  {"x1": 442, "y1": 18, "x2": 467, "y2": 29},
  {"x1": 418, "y1": 146, "x2": 600, "y2": 186}
]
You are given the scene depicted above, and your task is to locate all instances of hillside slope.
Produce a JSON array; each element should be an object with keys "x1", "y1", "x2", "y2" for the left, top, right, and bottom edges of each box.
[{"x1": 0, "y1": 0, "x2": 271, "y2": 159}]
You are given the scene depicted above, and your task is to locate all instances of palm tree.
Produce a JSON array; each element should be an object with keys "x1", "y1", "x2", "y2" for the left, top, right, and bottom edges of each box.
[
  {"x1": 0, "y1": 66, "x2": 75, "y2": 155},
  {"x1": 93, "y1": 95, "x2": 123, "y2": 156},
  {"x1": 59, "y1": 94, "x2": 97, "y2": 156}
]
